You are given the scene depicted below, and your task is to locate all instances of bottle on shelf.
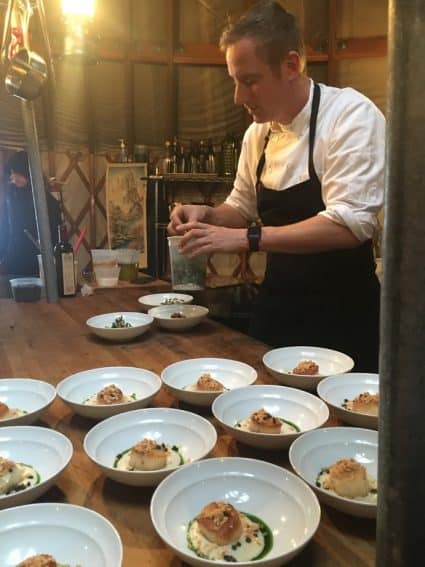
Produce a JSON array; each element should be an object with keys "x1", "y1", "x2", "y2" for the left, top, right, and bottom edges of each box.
[
  {"x1": 222, "y1": 133, "x2": 236, "y2": 177},
  {"x1": 54, "y1": 223, "x2": 76, "y2": 297},
  {"x1": 198, "y1": 139, "x2": 207, "y2": 173},
  {"x1": 189, "y1": 139, "x2": 199, "y2": 173},
  {"x1": 206, "y1": 138, "x2": 216, "y2": 174},
  {"x1": 164, "y1": 140, "x2": 175, "y2": 173},
  {"x1": 118, "y1": 138, "x2": 128, "y2": 163}
]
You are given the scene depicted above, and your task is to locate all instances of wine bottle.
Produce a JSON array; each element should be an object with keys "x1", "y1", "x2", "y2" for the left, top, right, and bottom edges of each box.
[{"x1": 54, "y1": 224, "x2": 76, "y2": 297}]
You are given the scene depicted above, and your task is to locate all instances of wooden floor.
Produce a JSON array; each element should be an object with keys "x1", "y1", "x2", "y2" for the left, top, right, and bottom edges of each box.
[{"x1": 0, "y1": 286, "x2": 376, "y2": 566}]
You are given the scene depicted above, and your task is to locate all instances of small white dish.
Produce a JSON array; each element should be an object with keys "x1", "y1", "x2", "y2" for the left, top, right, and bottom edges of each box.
[
  {"x1": 151, "y1": 457, "x2": 320, "y2": 567},
  {"x1": 56, "y1": 366, "x2": 162, "y2": 419},
  {"x1": 263, "y1": 346, "x2": 354, "y2": 391},
  {"x1": 289, "y1": 427, "x2": 378, "y2": 518},
  {"x1": 148, "y1": 304, "x2": 209, "y2": 331},
  {"x1": 84, "y1": 407, "x2": 217, "y2": 486},
  {"x1": 0, "y1": 426, "x2": 73, "y2": 510},
  {"x1": 317, "y1": 373, "x2": 379, "y2": 429},
  {"x1": 0, "y1": 502, "x2": 123, "y2": 566},
  {"x1": 212, "y1": 385, "x2": 329, "y2": 450},
  {"x1": 0, "y1": 379, "x2": 56, "y2": 426},
  {"x1": 161, "y1": 357, "x2": 257, "y2": 407},
  {"x1": 138, "y1": 292, "x2": 193, "y2": 311},
  {"x1": 86, "y1": 311, "x2": 154, "y2": 341}
]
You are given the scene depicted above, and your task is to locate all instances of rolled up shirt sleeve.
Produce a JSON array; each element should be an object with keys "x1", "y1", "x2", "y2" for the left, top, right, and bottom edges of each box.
[{"x1": 318, "y1": 94, "x2": 385, "y2": 242}]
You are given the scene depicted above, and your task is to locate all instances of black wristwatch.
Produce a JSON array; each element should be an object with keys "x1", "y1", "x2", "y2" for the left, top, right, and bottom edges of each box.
[{"x1": 247, "y1": 224, "x2": 262, "y2": 252}]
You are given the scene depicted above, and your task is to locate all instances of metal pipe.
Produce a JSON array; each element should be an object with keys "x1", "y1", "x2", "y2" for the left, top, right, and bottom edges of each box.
[
  {"x1": 377, "y1": 1, "x2": 425, "y2": 564},
  {"x1": 21, "y1": 99, "x2": 58, "y2": 302}
]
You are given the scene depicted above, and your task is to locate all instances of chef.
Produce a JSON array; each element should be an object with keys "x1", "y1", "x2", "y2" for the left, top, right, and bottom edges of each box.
[{"x1": 168, "y1": 1, "x2": 384, "y2": 372}]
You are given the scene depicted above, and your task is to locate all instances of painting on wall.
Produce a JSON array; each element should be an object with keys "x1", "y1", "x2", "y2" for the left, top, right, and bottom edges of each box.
[{"x1": 105, "y1": 163, "x2": 148, "y2": 268}]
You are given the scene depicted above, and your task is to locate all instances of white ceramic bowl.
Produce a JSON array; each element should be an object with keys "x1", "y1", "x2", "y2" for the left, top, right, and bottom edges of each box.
[
  {"x1": 263, "y1": 346, "x2": 354, "y2": 392},
  {"x1": 212, "y1": 385, "x2": 329, "y2": 450},
  {"x1": 161, "y1": 358, "x2": 257, "y2": 407},
  {"x1": 0, "y1": 503, "x2": 123, "y2": 566},
  {"x1": 56, "y1": 366, "x2": 162, "y2": 419},
  {"x1": 84, "y1": 408, "x2": 217, "y2": 486},
  {"x1": 0, "y1": 426, "x2": 73, "y2": 510},
  {"x1": 138, "y1": 292, "x2": 193, "y2": 311},
  {"x1": 317, "y1": 373, "x2": 379, "y2": 429},
  {"x1": 148, "y1": 304, "x2": 209, "y2": 331},
  {"x1": 0, "y1": 379, "x2": 56, "y2": 426},
  {"x1": 289, "y1": 427, "x2": 378, "y2": 518},
  {"x1": 86, "y1": 311, "x2": 154, "y2": 341},
  {"x1": 151, "y1": 457, "x2": 320, "y2": 567}
]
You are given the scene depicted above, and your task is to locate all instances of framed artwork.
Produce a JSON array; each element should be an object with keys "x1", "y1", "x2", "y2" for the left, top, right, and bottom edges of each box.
[{"x1": 105, "y1": 163, "x2": 148, "y2": 268}]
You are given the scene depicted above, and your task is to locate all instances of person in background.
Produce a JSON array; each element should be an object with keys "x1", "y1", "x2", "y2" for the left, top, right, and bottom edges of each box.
[
  {"x1": 168, "y1": 1, "x2": 384, "y2": 372},
  {"x1": 0, "y1": 150, "x2": 61, "y2": 281}
]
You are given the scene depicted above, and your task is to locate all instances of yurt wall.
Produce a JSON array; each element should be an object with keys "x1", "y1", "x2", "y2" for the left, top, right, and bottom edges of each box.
[{"x1": 0, "y1": 0, "x2": 388, "y2": 274}]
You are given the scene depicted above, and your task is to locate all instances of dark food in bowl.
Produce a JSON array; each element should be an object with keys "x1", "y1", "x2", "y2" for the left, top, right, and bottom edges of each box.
[
  {"x1": 109, "y1": 315, "x2": 132, "y2": 328},
  {"x1": 170, "y1": 311, "x2": 186, "y2": 319}
]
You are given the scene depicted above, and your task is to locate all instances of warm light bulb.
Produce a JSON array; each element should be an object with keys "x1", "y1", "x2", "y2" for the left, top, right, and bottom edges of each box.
[{"x1": 62, "y1": 0, "x2": 95, "y2": 17}]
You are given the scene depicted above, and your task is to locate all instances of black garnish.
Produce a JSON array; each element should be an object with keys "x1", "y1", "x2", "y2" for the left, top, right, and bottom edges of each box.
[
  {"x1": 172, "y1": 445, "x2": 178, "y2": 451},
  {"x1": 223, "y1": 555, "x2": 237, "y2": 562},
  {"x1": 245, "y1": 536, "x2": 252, "y2": 543},
  {"x1": 370, "y1": 488, "x2": 378, "y2": 494}
]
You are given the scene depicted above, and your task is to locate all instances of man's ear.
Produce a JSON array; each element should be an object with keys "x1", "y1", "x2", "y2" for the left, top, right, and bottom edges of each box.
[{"x1": 282, "y1": 50, "x2": 304, "y2": 79}]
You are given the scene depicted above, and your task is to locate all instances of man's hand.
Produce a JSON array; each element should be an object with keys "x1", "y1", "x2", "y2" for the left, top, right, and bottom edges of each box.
[
  {"x1": 178, "y1": 222, "x2": 248, "y2": 257},
  {"x1": 167, "y1": 204, "x2": 208, "y2": 235}
]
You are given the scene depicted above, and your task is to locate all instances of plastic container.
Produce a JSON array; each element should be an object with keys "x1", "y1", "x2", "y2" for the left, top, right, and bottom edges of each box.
[
  {"x1": 9, "y1": 277, "x2": 42, "y2": 302},
  {"x1": 94, "y1": 265, "x2": 121, "y2": 287},
  {"x1": 115, "y1": 249, "x2": 140, "y2": 282},
  {"x1": 91, "y1": 249, "x2": 118, "y2": 267},
  {"x1": 167, "y1": 236, "x2": 207, "y2": 290}
]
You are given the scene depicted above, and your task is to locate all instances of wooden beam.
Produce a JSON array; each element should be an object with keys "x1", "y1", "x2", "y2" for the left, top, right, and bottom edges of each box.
[{"x1": 327, "y1": 0, "x2": 338, "y2": 85}]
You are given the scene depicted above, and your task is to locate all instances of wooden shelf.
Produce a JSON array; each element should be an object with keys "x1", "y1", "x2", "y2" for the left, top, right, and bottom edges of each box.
[{"x1": 334, "y1": 36, "x2": 387, "y2": 60}]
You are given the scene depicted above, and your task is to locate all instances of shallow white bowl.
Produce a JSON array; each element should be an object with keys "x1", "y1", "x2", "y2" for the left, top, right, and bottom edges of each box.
[
  {"x1": 289, "y1": 427, "x2": 378, "y2": 518},
  {"x1": 0, "y1": 503, "x2": 122, "y2": 566},
  {"x1": 151, "y1": 457, "x2": 320, "y2": 567},
  {"x1": 56, "y1": 366, "x2": 162, "y2": 419},
  {"x1": 263, "y1": 346, "x2": 354, "y2": 392},
  {"x1": 138, "y1": 292, "x2": 193, "y2": 311},
  {"x1": 148, "y1": 304, "x2": 209, "y2": 331},
  {"x1": 212, "y1": 385, "x2": 329, "y2": 450},
  {"x1": 317, "y1": 373, "x2": 379, "y2": 429},
  {"x1": 0, "y1": 379, "x2": 56, "y2": 426},
  {"x1": 86, "y1": 311, "x2": 154, "y2": 341},
  {"x1": 161, "y1": 358, "x2": 257, "y2": 407},
  {"x1": 84, "y1": 407, "x2": 217, "y2": 486},
  {"x1": 0, "y1": 426, "x2": 73, "y2": 510}
]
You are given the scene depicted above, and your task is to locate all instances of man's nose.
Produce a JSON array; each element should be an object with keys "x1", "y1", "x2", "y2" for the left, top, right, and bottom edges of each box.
[{"x1": 234, "y1": 83, "x2": 246, "y2": 106}]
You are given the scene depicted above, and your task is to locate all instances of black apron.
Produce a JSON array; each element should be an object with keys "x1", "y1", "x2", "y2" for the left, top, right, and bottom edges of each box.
[{"x1": 249, "y1": 83, "x2": 380, "y2": 372}]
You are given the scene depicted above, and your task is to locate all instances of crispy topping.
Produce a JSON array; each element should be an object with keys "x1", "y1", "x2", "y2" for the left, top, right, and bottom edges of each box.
[
  {"x1": 292, "y1": 360, "x2": 319, "y2": 375},
  {"x1": 329, "y1": 458, "x2": 367, "y2": 480},
  {"x1": 131, "y1": 438, "x2": 167, "y2": 456},
  {"x1": 196, "y1": 373, "x2": 224, "y2": 392},
  {"x1": 17, "y1": 554, "x2": 57, "y2": 567},
  {"x1": 251, "y1": 408, "x2": 280, "y2": 426},
  {"x1": 96, "y1": 384, "x2": 124, "y2": 405},
  {"x1": 0, "y1": 456, "x2": 17, "y2": 475},
  {"x1": 0, "y1": 401, "x2": 9, "y2": 417}
]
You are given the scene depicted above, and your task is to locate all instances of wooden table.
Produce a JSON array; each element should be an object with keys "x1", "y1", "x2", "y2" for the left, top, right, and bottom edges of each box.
[{"x1": 0, "y1": 287, "x2": 376, "y2": 566}]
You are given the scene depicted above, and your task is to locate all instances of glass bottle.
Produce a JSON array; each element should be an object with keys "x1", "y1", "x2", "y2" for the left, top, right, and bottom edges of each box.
[
  {"x1": 222, "y1": 133, "x2": 236, "y2": 177},
  {"x1": 54, "y1": 224, "x2": 76, "y2": 297},
  {"x1": 198, "y1": 140, "x2": 207, "y2": 173},
  {"x1": 206, "y1": 138, "x2": 216, "y2": 174}
]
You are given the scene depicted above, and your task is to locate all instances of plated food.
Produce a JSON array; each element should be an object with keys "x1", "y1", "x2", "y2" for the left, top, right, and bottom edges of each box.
[
  {"x1": 317, "y1": 373, "x2": 379, "y2": 429},
  {"x1": 162, "y1": 358, "x2": 257, "y2": 407},
  {"x1": 289, "y1": 427, "x2": 378, "y2": 518},
  {"x1": 150, "y1": 457, "x2": 320, "y2": 567},
  {"x1": 85, "y1": 311, "x2": 153, "y2": 341},
  {"x1": 0, "y1": 503, "x2": 123, "y2": 567},
  {"x1": 263, "y1": 346, "x2": 354, "y2": 391},
  {"x1": 113, "y1": 438, "x2": 185, "y2": 472},
  {"x1": 148, "y1": 304, "x2": 208, "y2": 331},
  {"x1": 212, "y1": 385, "x2": 329, "y2": 450},
  {"x1": 0, "y1": 426, "x2": 73, "y2": 510},
  {"x1": 0, "y1": 379, "x2": 56, "y2": 427},
  {"x1": 82, "y1": 384, "x2": 136, "y2": 406},
  {"x1": 316, "y1": 458, "x2": 377, "y2": 502},
  {"x1": 137, "y1": 292, "x2": 193, "y2": 311},
  {"x1": 56, "y1": 366, "x2": 161, "y2": 420},
  {"x1": 84, "y1": 408, "x2": 217, "y2": 486},
  {"x1": 0, "y1": 456, "x2": 40, "y2": 497},
  {"x1": 187, "y1": 501, "x2": 272, "y2": 562}
]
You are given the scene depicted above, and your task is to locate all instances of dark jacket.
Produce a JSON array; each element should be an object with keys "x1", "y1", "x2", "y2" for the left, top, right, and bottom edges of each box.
[{"x1": 0, "y1": 182, "x2": 61, "y2": 276}]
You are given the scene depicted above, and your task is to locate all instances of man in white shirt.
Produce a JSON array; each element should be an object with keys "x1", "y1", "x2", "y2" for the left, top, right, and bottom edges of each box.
[{"x1": 168, "y1": 0, "x2": 384, "y2": 371}]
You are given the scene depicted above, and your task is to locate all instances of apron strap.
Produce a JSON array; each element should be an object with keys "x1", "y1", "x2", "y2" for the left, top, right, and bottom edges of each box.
[{"x1": 255, "y1": 82, "x2": 322, "y2": 192}]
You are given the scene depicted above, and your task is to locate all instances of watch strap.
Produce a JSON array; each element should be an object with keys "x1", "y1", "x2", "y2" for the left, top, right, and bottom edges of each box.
[{"x1": 247, "y1": 225, "x2": 261, "y2": 252}]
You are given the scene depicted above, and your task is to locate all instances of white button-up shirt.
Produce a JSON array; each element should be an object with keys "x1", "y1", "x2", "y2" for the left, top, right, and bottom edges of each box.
[{"x1": 225, "y1": 80, "x2": 385, "y2": 242}]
